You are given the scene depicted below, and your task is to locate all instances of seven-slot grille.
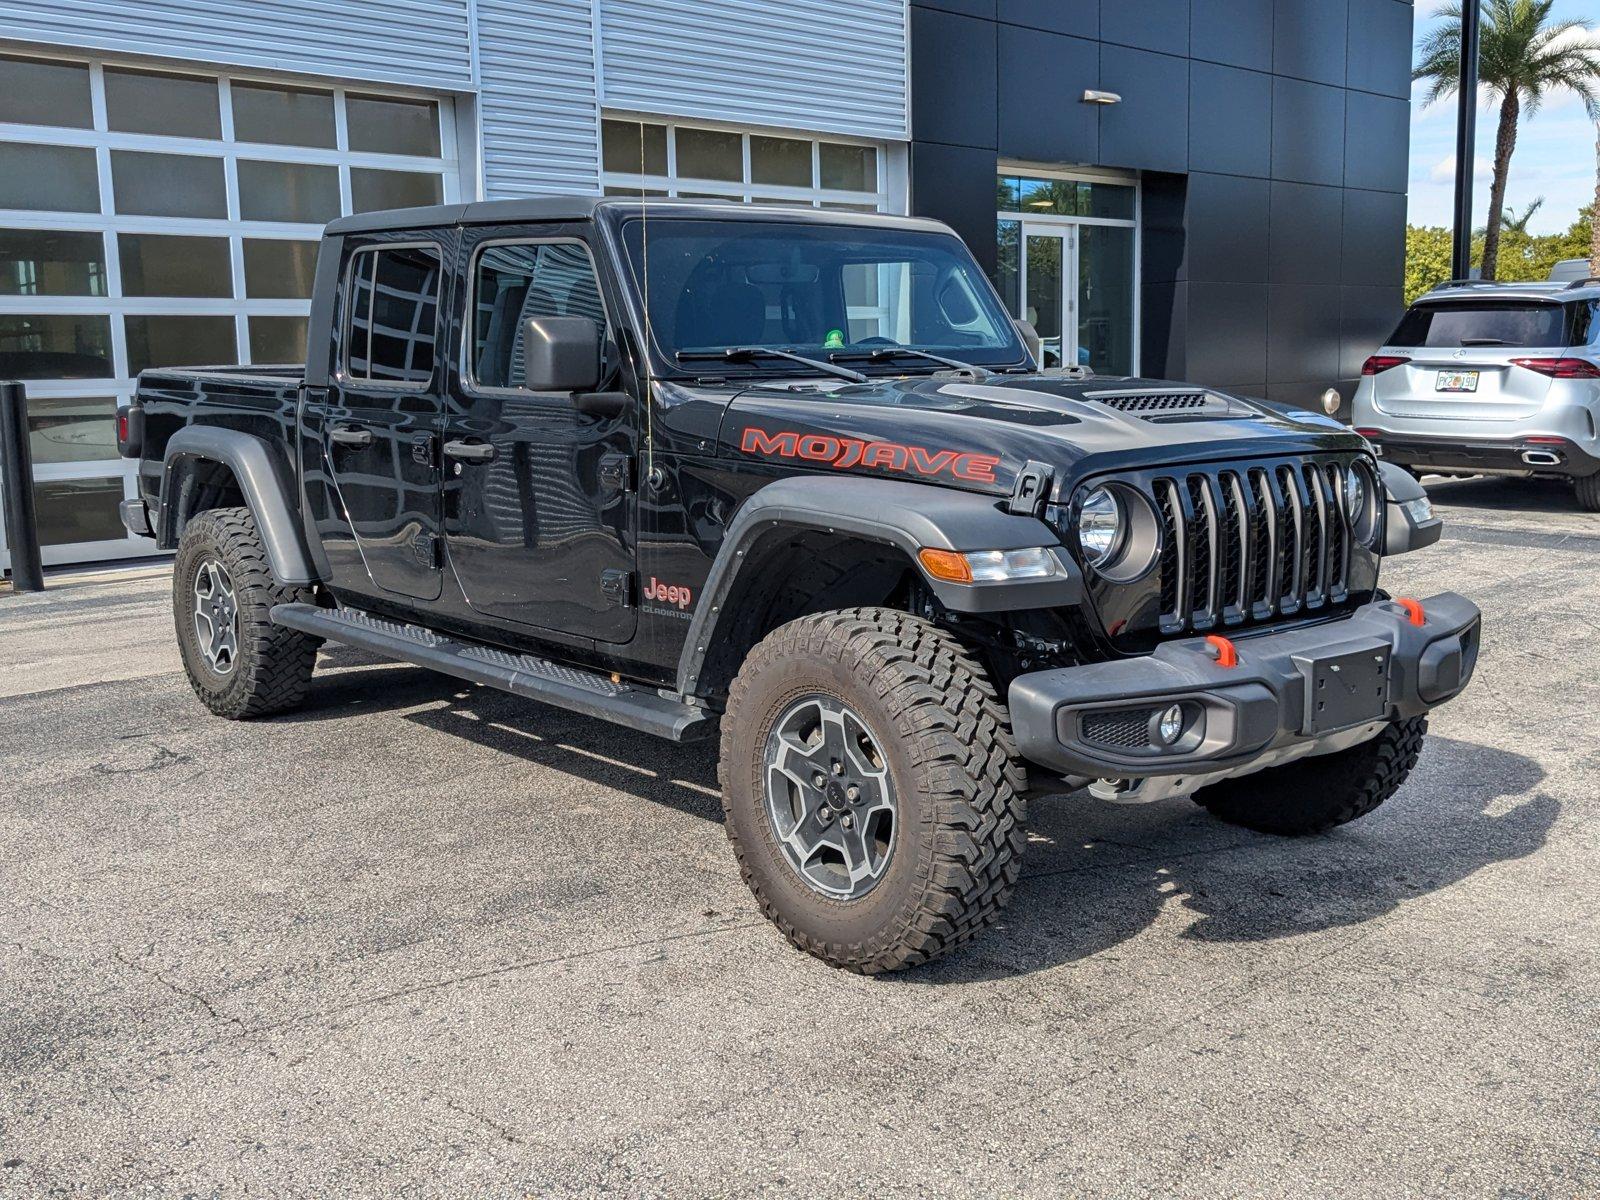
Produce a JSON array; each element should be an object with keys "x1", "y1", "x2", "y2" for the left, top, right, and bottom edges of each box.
[{"x1": 1148, "y1": 458, "x2": 1358, "y2": 635}]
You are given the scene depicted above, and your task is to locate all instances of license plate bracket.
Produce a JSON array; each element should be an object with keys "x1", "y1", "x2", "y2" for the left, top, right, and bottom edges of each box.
[
  {"x1": 1436, "y1": 369, "x2": 1479, "y2": 392},
  {"x1": 1294, "y1": 643, "x2": 1390, "y2": 735}
]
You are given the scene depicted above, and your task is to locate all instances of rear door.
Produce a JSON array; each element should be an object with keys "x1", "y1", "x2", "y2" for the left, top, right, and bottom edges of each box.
[
  {"x1": 1374, "y1": 299, "x2": 1568, "y2": 420},
  {"x1": 440, "y1": 225, "x2": 638, "y2": 642},
  {"x1": 306, "y1": 237, "x2": 449, "y2": 602}
]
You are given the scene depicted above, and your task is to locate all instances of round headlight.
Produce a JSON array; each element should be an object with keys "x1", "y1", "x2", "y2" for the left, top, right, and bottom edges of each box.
[
  {"x1": 1076, "y1": 487, "x2": 1124, "y2": 567},
  {"x1": 1342, "y1": 464, "x2": 1369, "y2": 519}
]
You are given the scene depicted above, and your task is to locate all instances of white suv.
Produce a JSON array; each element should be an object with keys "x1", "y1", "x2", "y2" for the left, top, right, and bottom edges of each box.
[{"x1": 1351, "y1": 278, "x2": 1600, "y2": 511}]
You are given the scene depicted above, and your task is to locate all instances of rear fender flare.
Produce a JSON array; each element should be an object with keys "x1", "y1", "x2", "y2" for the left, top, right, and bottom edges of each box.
[
  {"x1": 676, "y1": 475, "x2": 1081, "y2": 695},
  {"x1": 160, "y1": 427, "x2": 318, "y2": 586}
]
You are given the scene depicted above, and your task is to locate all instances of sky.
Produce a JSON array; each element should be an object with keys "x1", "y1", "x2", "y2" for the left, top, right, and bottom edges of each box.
[{"x1": 1406, "y1": 0, "x2": 1600, "y2": 235}]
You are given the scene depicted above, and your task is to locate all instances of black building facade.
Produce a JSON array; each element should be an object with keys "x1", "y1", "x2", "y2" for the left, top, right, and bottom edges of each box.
[{"x1": 909, "y1": 0, "x2": 1414, "y2": 411}]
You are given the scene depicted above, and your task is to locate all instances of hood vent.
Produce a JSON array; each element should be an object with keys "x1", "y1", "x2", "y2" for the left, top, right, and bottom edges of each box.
[{"x1": 1083, "y1": 389, "x2": 1216, "y2": 414}]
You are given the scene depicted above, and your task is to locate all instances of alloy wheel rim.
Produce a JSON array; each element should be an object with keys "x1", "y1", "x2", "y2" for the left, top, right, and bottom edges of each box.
[
  {"x1": 762, "y1": 693, "x2": 897, "y2": 900},
  {"x1": 192, "y1": 559, "x2": 240, "y2": 675}
]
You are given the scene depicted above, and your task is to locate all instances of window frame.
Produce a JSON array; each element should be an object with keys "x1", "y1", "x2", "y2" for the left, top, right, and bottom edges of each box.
[
  {"x1": 461, "y1": 235, "x2": 611, "y2": 397},
  {"x1": 339, "y1": 240, "x2": 445, "y2": 391}
]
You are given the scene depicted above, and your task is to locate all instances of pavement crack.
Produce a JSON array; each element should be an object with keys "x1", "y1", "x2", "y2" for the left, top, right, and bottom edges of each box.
[
  {"x1": 440, "y1": 1095, "x2": 524, "y2": 1144},
  {"x1": 113, "y1": 949, "x2": 243, "y2": 1029}
]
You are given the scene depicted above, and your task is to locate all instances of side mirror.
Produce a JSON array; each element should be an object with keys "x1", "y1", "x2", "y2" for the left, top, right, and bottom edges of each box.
[
  {"x1": 1013, "y1": 318, "x2": 1043, "y2": 368},
  {"x1": 521, "y1": 316, "x2": 602, "y2": 393}
]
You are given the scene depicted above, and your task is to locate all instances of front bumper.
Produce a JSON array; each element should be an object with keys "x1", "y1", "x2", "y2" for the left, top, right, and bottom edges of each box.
[{"x1": 1009, "y1": 593, "x2": 1480, "y2": 780}]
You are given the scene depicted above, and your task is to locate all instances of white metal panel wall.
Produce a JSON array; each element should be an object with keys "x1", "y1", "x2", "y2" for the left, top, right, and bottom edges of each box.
[
  {"x1": 475, "y1": 0, "x2": 603, "y2": 196},
  {"x1": 599, "y1": 0, "x2": 909, "y2": 141},
  {"x1": 0, "y1": 0, "x2": 475, "y2": 91}
]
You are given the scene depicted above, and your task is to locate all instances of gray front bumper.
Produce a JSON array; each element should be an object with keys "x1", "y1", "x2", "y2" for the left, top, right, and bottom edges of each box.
[{"x1": 1009, "y1": 593, "x2": 1481, "y2": 779}]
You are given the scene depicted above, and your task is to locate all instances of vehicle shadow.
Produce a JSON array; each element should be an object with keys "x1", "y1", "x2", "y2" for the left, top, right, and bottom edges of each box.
[
  {"x1": 920, "y1": 735, "x2": 1558, "y2": 982},
  {"x1": 1423, "y1": 474, "x2": 1576, "y2": 514}
]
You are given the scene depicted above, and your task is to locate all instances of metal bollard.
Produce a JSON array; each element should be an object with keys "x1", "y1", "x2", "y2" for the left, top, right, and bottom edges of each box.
[{"x1": 1, "y1": 381, "x2": 45, "y2": 592}]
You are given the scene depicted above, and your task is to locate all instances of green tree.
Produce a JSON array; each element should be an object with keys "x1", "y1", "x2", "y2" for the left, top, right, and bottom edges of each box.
[
  {"x1": 1415, "y1": 0, "x2": 1600, "y2": 279},
  {"x1": 1406, "y1": 224, "x2": 1455, "y2": 302}
]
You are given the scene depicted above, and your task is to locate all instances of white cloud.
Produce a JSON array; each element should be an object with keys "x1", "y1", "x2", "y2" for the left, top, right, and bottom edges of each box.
[{"x1": 1428, "y1": 153, "x2": 1493, "y2": 183}]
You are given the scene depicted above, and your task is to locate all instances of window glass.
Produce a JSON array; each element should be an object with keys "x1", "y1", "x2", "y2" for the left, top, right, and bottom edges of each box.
[
  {"x1": 750, "y1": 136, "x2": 812, "y2": 188},
  {"x1": 111, "y1": 151, "x2": 226, "y2": 218},
  {"x1": 819, "y1": 143, "x2": 875, "y2": 193},
  {"x1": 471, "y1": 242, "x2": 604, "y2": 388},
  {"x1": 346, "y1": 244, "x2": 441, "y2": 384},
  {"x1": 0, "y1": 143, "x2": 100, "y2": 212},
  {"x1": 602, "y1": 119, "x2": 668, "y2": 175},
  {"x1": 249, "y1": 315, "x2": 308, "y2": 364},
  {"x1": 33, "y1": 477, "x2": 127, "y2": 546},
  {"x1": 350, "y1": 168, "x2": 443, "y2": 214},
  {"x1": 237, "y1": 159, "x2": 340, "y2": 223},
  {"x1": 243, "y1": 239, "x2": 318, "y2": 298},
  {"x1": 346, "y1": 94, "x2": 440, "y2": 157},
  {"x1": 124, "y1": 315, "x2": 237, "y2": 375},
  {"x1": 1006, "y1": 176, "x2": 1135, "y2": 220},
  {"x1": 1388, "y1": 301, "x2": 1574, "y2": 349},
  {"x1": 28, "y1": 395, "x2": 117, "y2": 464},
  {"x1": 231, "y1": 82, "x2": 336, "y2": 148},
  {"x1": 0, "y1": 230, "x2": 107, "y2": 296},
  {"x1": 118, "y1": 233, "x2": 232, "y2": 297},
  {"x1": 0, "y1": 56, "x2": 92, "y2": 128},
  {"x1": 104, "y1": 68, "x2": 220, "y2": 139},
  {"x1": 603, "y1": 186, "x2": 669, "y2": 199},
  {"x1": 994, "y1": 219, "x2": 1020, "y2": 317},
  {"x1": 675, "y1": 127, "x2": 742, "y2": 182},
  {"x1": 0, "y1": 314, "x2": 113, "y2": 378}
]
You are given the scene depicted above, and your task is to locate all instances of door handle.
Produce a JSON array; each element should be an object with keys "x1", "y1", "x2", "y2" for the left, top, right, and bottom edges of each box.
[
  {"x1": 329, "y1": 424, "x2": 373, "y2": 448},
  {"x1": 443, "y1": 439, "x2": 497, "y2": 465}
]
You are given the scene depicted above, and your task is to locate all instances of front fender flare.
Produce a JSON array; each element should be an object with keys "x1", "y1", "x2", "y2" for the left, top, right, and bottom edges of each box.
[
  {"x1": 676, "y1": 476, "x2": 1081, "y2": 694},
  {"x1": 160, "y1": 426, "x2": 318, "y2": 586}
]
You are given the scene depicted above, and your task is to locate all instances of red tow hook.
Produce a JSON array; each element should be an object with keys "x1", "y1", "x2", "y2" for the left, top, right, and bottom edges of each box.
[
  {"x1": 1204, "y1": 634, "x2": 1238, "y2": 668},
  {"x1": 1396, "y1": 598, "x2": 1426, "y2": 627}
]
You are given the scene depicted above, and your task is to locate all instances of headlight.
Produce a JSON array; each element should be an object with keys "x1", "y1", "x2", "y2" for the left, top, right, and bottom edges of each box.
[
  {"x1": 1076, "y1": 487, "x2": 1124, "y2": 567},
  {"x1": 1402, "y1": 496, "x2": 1433, "y2": 524},
  {"x1": 916, "y1": 545, "x2": 1067, "y2": 584},
  {"x1": 1342, "y1": 463, "x2": 1369, "y2": 519}
]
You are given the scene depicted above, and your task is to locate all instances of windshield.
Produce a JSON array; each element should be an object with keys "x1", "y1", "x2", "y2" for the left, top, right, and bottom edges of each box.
[
  {"x1": 619, "y1": 218, "x2": 1028, "y2": 374},
  {"x1": 1389, "y1": 300, "x2": 1574, "y2": 349}
]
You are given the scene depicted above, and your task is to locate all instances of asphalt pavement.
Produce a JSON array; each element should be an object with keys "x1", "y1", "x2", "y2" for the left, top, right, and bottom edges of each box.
[{"x1": 1, "y1": 475, "x2": 1597, "y2": 1197}]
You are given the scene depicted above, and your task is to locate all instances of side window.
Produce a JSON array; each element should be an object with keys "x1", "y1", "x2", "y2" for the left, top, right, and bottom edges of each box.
[
  {"x1": 345, "y1": 243, "x2": 441, "y2": 385},
  {"x1": 471, "y1": 240, "x2": 604, "y2": 389}
]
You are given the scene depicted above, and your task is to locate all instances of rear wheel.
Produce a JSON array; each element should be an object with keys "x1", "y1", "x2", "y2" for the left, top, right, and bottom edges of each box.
[
  {"x1": 1575, "y1": 474, "x2": 1600, "y2": 512},
  {"x1": 1193, "y1": 716, "x2": 1427, "y2": 835},
  {"x1": 720, "y1": 608, "x2": 1028, "y2": 973},
  {"x1": 174, "y1": 507, "x2": 320, "y2": 719}
]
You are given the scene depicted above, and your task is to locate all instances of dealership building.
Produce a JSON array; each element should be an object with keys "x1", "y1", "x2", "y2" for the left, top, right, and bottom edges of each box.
[{"x1": 0, "y1": 0, "x2": 1413, "y2": 571}]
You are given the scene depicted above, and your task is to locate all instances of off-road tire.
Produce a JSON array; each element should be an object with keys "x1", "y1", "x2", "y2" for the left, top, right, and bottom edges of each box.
[
  {"x1": 1193, "y1": 715, "x2": 1427, "y2": 835},
  {"x1": 720, "y1": 607, "x2": 1028, "y2": 973},
  {"x1": 1575, "y1": 473, "x2": 1600, "y2": 512},
  {"x1": 173, "y1": 506, "x2": 319, "y2": 719}
]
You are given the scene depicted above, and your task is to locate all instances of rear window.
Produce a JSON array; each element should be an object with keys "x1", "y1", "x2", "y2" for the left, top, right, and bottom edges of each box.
[{"x1": 1389, "y1": 300, "x2": 1573, "y2": 349}]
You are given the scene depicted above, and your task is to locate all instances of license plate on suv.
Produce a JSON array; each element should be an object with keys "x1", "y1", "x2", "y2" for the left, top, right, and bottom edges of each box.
[
  {"x1": 1298, "y1": 644, "x2": 1390, "y2": 735},
  {"x1": 1436, "y1": 369, "x2": 1479, "y2": 392}
]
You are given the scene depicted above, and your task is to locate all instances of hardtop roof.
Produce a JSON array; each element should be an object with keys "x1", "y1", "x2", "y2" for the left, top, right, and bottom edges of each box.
[{"x1": 325, "y1": 196, "x2": 955, "y2": 237}]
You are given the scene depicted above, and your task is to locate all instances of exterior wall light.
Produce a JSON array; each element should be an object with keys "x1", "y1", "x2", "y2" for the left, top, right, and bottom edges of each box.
[{"x1": 1082, "y1": 89, "x2": 1122, "y2": 105}]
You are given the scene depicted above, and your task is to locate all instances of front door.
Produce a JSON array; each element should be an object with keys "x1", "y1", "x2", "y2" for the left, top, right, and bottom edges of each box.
[
  {"x1": 1008, "y1": 220, "x2": 1137, "y2": 375},
  {"x1": 441, "y1": 228, "x2": 637, "y2": 644},
  {"x1": 308, "y1": 238, "x2": 448, "y2": 602}
]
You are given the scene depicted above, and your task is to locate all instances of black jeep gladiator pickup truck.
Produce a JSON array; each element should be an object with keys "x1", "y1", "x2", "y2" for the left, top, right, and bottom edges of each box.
[{"x1": 118, "y1": 198, "x2": 1479, "y2": 972}]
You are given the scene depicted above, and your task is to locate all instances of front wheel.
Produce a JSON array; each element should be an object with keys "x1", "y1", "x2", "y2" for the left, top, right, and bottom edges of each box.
[
  {"x1": 720, "y1": 608, "x2": 1028, "y2": 973},
  {"x1": 173, "y1": 506, "x2": 320, "y2": 719},
  {"x1": 1193, "y1": 715, "x2": 1427, "y2": 835}
]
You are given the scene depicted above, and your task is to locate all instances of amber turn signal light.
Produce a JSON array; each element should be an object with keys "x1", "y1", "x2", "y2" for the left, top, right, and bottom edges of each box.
[{"x1": 917, "y1": 548, "x2": 973, "y2": 584}]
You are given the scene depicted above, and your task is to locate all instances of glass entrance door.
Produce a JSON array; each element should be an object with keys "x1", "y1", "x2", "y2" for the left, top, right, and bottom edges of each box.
[{"x1": 1023, "y1": 227, "x2": 1069, "y2": 368}]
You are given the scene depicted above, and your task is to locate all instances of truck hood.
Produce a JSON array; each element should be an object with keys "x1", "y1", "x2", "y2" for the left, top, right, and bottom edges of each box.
[{"x1": 714, "y1": 372, "x2": 1364, "y2": 501}]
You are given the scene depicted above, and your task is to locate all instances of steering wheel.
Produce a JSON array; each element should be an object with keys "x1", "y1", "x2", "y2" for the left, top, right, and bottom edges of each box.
[{"x1": 853, "y1": 336, "x2": 897, "y2": 346}]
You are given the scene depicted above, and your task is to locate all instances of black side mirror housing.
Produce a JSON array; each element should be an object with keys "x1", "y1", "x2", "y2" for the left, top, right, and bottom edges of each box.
[{"x1": 521, "y1": 316, "x2": 602, "y2": 393}]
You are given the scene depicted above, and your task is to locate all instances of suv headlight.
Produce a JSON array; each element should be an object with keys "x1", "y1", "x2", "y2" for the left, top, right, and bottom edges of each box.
[
  {"x1": 1076, "y1": 487, "x2": 1123, "y2": 567},
  {"x1": 1342, "y1": 462, "x2": 1368, "y2": 519}
]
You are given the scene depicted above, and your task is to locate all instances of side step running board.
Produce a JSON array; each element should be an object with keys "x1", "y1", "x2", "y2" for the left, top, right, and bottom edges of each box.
[{"x1": 270, "y1": 604, "x2": 712, "y2": 743}]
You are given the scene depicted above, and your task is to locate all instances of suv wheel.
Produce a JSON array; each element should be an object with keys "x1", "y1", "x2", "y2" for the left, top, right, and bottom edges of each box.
[
  {"x1": 174, "y1": 506, "x2": 320, "y2": 719},
  {"x1": 720, "y1": 608, "x2": 1028, "y2": 973},
  {"x1": 1193, "y1": 715, "x2": 1427, "y2": 835},
  {"x1": 1575, "y1": 474, "x2": 1600, "y2": 512}
]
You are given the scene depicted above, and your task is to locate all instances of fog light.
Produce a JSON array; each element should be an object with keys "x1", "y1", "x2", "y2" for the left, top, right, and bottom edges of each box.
[{"x1": 1155, "y1": 704, "x2": 1184, "y2": 746}]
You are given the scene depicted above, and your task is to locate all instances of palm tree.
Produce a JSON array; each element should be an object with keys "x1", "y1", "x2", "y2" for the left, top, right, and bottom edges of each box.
[
  {"x1": 1415, "y1": 0, "x2": 1600, "y2": 279},
  {"x1": 1501, "y1": 196, "x2": 1544, "y2": 234},
  {"x1": 1592, "y1": 126, "x2": 1600, "y2": 276}
]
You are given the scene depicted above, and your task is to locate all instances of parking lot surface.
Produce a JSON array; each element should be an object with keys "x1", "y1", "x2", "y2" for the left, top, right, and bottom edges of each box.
[{"x1": 2, "y1": 476, "x2": 1598, "y2": 1198}]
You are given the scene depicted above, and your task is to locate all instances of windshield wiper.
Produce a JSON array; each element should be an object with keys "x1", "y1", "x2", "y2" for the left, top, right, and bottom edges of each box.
[
  {"x1": 676, "y1": 346, "x2": 867, "y2": 383},
  {"x1": 828, "y1": 347, "x2": 991, "y2": 379}
]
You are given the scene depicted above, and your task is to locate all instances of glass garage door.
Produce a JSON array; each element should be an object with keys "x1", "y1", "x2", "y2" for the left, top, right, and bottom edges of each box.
[{"x1": 0, "y1": 51, "x2": 461, "y2": 572}]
